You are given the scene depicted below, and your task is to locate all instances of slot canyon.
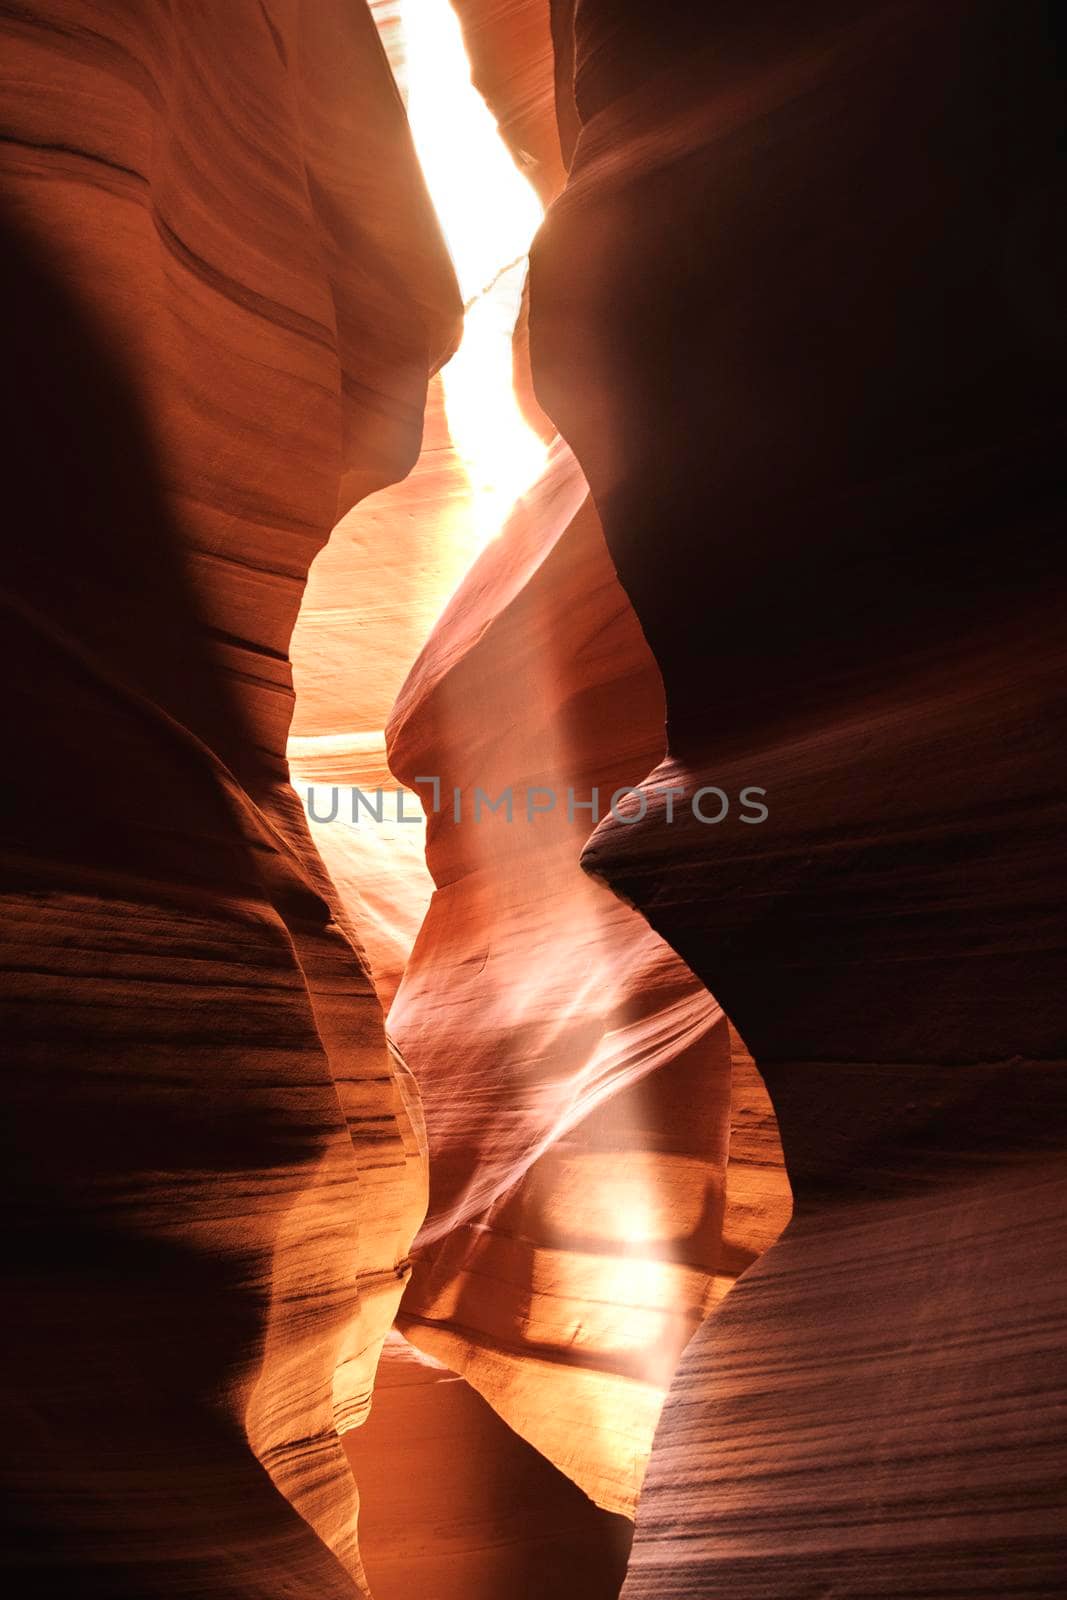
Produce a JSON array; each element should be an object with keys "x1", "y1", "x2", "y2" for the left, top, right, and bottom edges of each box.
[{"x1": 2, "y1": 2, "x2": 1065, "y2": 1597}]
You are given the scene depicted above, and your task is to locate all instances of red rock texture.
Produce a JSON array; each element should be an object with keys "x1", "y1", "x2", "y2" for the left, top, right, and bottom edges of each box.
[
  {"x1": 287, "y1": 366, "x2": 470, "y2": 1010},
  {"x1": 1, "y1": 2, "x2": 458, "y2": 1593},
  {"x1": 285, "y1": 0, "x2": 790, "y2": 1554},
  {"x1": 530, "y1": 1, "x2": 1067, "y2": 1593},
  {"x1": 287, "y1": 0, "x2": 560, "y2": 1012},
  {"x1": 385, "y1": 440, "x2": 739, "y2": 1517},
  {"x1": 344, "y1": 1332, "x2": 632, "y2": 1598},
  {"x1": 452, "y1": 0, "x2": 568, "y2": 204}
]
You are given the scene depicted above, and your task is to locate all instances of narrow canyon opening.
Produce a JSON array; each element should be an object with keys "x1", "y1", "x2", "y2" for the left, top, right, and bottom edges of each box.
[
  {"x1": 286, "y1": 2, "x2": 791, "y2": 1592},
  {"x1": 288, "y1": 0, "x2": 549, "y2": 1006}
]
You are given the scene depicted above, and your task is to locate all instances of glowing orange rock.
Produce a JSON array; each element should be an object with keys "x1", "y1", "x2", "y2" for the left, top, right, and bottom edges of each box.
[{"x1": 386, "y1": 442, "x2": 738, "y2": 1517}]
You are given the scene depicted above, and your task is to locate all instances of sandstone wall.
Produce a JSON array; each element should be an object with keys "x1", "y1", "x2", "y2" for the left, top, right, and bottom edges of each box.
[
  {"x1": 529, "y1": 2, "x2": 1067, "y2": 1592},
  {"x1": 1, "y1": 3, "x2": 458, "y2": 1592}
]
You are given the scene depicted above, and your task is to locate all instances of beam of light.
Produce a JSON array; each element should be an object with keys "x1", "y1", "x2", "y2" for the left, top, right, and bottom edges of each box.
[{"x1": 399, "y1": 0, "x2": 548, "y2": 544}]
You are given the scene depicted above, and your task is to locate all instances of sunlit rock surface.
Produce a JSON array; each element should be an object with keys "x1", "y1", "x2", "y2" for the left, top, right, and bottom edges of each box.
[
  {"x1": 531, "y1": 1, "x2": 1067, "y2": 1593},
  {"x1": 385, "y1": 440, "x2": 751, "y2": 1517},
  {"x1": 1, "y1": 1, "x2": 458, "y2": 1592},
  {"x1": 285, "y1": 0, "x2": 788, "y2": 1558},
  {"x1": 290, "y1": 0, "x2": 551, "y2": 1010},
  {"x1": 287, "y1": 362, "x2": 470, "y2": 1009}
]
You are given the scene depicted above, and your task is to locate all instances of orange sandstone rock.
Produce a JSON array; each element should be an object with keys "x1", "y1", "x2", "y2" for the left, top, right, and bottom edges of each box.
[{"x1": 1, "y1": 1, "x2": 457, "y2": 1592}]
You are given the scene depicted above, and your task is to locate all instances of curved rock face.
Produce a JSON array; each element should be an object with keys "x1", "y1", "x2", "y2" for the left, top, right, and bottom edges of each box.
[
  {"x1": 530, "y1": 0, "x2": 1067, "y2": 1593},
  {"x1": 314, "y1": 10, "x2": 784, "y2": 1534},
  {"x1": 1, "y1": 2, "x2": 459, "y2": 1593},
  {"x1": 288, "y1": 0, "x2": 558, "y2": 1014},
  {"x1": 345, "y1": 1332, "x2": 633, "y2": 1598},
  {"x1": 451, "y1": 0, "x2": 569, "y2": 203},
  {"x1": 384, "y1": 440, "x2": 736, "y2": 1518},
  {"x1": 287, "y1": 368, "x2": 468, "y2": 1010}
]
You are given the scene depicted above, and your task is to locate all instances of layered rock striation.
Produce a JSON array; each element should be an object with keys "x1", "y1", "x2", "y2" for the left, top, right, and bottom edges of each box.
[
  {"x1": 386, "y1": 441, "x2": 738, "y2": 1517},
  {"x1": 1, "y1": 2, "x2": 458, "y2": 1593},
  {"x1": 530, "y1": 1, "x2": 1067, "y2": 1593}
]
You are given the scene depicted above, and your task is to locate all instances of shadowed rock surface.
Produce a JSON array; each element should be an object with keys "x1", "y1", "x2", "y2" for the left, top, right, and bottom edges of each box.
[
  {"x1": 344, "y1": 1331, "x2": 633, "y2": 1598},
  {"x1": 530, "y1": 1, "x2": 1067, "y2": 1593},
  {"x1": 1, "y1": 2, "x2": 458, "y2": 1592}
]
